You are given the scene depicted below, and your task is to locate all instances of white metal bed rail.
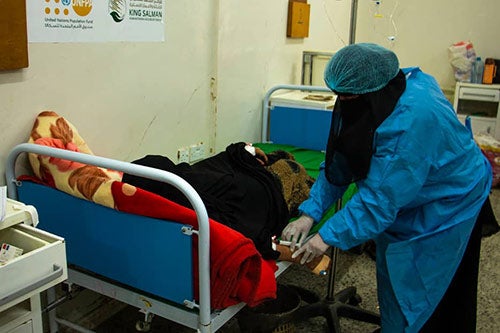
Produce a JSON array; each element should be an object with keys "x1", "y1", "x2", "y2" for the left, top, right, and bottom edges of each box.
[{"x1": 6, "y1": 143, "x2": 213, "y2": 333}]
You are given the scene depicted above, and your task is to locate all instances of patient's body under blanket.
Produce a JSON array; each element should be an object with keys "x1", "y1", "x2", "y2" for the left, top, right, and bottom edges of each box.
[{"x1": 123, "y1": 142, "x2": 310, "y2": 260}]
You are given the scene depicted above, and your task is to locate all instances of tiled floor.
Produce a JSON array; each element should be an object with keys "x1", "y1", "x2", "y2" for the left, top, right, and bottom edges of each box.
[{"x1": 48, "y1": 191, "x2": 500, "y2": 333}]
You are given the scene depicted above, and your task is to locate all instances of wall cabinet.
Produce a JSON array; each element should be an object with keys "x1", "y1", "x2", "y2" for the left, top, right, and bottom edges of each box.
[
  {"x1": 0, "y1": 199, "x2": 67, "y2": 333},
  {"x1": 454, "y1": 82, "x2": 500, "y2": 139}
]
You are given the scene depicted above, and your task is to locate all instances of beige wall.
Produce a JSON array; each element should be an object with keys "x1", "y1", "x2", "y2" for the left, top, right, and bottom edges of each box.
[
  {"x1": 0, "y1": 1, "x2": 219, "y2": 184},
  {"x1": 215, "y1": 0, "x2": 351, "y2": 150},
  {"x1": 0, "y1": 0, "x2": 351, "y2": 185},
  {"x1": 355, "y1": 0, "x2": 500, "y2": 92},
  {"x1": 5, "y1": 0, "x2": 495, "y2": 185}
]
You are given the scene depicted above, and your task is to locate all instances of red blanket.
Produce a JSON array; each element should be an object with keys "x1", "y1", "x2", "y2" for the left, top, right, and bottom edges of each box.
[{"x1": 27, "y1": 111, "x2": 278, "y2": 309}]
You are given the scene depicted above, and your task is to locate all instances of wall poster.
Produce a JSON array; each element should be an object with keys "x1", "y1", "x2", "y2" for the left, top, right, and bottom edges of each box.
[{"x1": 27, "y1": 0, "x2": 165, "y2": 42}]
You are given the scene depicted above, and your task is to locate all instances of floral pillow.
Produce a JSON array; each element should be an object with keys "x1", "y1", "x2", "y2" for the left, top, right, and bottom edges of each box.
[{"x1": 28, "y1": 111, "x2": 123, "y2": 208}]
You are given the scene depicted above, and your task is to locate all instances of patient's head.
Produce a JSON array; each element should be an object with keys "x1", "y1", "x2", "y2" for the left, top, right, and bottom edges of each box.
[{"x1": 266, "y1": 150, "x2": 295, "y2": 164}]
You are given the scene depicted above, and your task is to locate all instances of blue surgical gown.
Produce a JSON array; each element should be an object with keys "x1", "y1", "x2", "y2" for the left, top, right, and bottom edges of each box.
[{"x1": 299, "y1": 67, "x2": 492, "y2": 332}]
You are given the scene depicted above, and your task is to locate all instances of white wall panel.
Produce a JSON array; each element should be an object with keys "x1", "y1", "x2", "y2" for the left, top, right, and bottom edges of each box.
[
  {"x1": 0, "y1": 0, "x2": 351, "y2": 183},
  {"x1": 355, "y1": 0, "x2": 500, "y2": 91},
  {"x1": 0, "y1": 1, "x2": 217, "y2": 182},
  {"x1": 215, "y1": 0, "x2": 351, "y2": 151}
]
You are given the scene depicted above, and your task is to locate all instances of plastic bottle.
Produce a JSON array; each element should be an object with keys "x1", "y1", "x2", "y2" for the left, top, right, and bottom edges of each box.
[
  {"x1": 470, "y1": 57, "x2": 476, "y2": 83},
  {"x1": 472, "y1": 57, "x2": 484, "y2": 84}
]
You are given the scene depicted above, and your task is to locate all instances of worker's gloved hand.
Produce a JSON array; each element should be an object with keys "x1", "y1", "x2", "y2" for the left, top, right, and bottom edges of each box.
[
  {"x1": 292, "y1": 233, "x2": 330, "y2": 265},
  {"x1": 281, "y1": 214, "x2": 314, "y2": 250}
]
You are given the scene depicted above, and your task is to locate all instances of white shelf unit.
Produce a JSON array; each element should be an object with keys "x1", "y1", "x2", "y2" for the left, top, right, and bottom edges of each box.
[
  {"x1": 0, "y1": 199, "x2": 67, "y2": 333},
  {"x1": 453, "y1": 82, "x2": 500, "y2": 139}
]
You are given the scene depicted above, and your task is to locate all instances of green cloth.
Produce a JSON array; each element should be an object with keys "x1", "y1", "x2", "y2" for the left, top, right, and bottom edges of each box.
[{"x1": 254, "y1": 142, "x2": 358, "y2": 232}]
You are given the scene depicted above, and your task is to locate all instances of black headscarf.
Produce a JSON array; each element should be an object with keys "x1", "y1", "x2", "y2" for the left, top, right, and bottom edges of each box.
[{"x1": 324, "y1": 70, "x2": 407, "y2": 185}]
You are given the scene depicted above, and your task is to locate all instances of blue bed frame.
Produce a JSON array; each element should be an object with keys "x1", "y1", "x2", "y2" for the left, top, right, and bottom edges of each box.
[
  {"x1": 17, "y1": 181, "x2": 193, "y2": 306},
  {"x1": 5, "y1": 144, "x2": 219, "y2": 332},
  {"x1": 5, "y1": 84, "x2": 333, "y2": 333}
]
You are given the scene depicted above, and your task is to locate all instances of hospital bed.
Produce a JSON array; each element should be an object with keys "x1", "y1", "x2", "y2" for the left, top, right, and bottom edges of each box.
[{"x1": 5, "y1": 84, "x2": 378, "y2": 332}]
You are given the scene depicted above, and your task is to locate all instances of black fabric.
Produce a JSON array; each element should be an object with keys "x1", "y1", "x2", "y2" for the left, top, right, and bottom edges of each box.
[
  {"x1": 325, "y1": 70, "x2": 406, "y2": 185},
  {"x1": 419, "y1": 198, "x2": 485, "y2": 333},
  {"x1": 480, "y1": 196, "x2": 500, "y2": 237},
  {"x1": 122, "y1": 142, "x2": 290, "y2": 260}
]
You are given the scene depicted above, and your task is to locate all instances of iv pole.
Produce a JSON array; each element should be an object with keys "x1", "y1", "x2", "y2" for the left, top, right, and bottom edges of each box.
[
  {"x1": 349, "y1": 0, "x2": 358, "y2": 45},
  {"x1": 327, "y1": 0, "x2": 358, "y2": 302}
]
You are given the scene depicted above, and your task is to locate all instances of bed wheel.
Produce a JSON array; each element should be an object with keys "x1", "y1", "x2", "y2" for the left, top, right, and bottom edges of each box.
[
  {"x1": 135, "y1": 312, "x2": 154, "y2": 332},
  {"x1": 135, "y1": 320, "x2": 151, "y2": 332}
]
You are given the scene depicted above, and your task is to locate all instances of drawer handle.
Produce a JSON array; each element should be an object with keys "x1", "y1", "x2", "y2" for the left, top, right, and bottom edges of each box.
[
  {"x1": 0, "y1": 264, "x2": 63, "y2": 306},
  {"x1": 461, "y1": 92, "x2": 498, "y2": 100}
]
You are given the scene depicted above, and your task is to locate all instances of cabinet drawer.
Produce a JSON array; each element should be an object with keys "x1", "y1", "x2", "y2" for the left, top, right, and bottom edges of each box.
[
  {"x1": 0, "y1": 299, "x2": 31, "y2": 332},
  {"x1": 459, "y1": 86, "x2": 500, "y2": 101},
  {"x1": 7, "y1": 320, "x2": 32, "y2": 333},
  {"x1": 0, "y1": 224, "x2": 67, "y2": 311}
]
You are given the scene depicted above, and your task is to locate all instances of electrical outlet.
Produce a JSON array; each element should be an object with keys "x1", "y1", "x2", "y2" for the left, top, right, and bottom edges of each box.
[
  {"x1": 189, "y1": 143, "x2": 205, "y2": 162},
  {"x1": 177, "y1": 147, "x2": 189, "y2": 163}
]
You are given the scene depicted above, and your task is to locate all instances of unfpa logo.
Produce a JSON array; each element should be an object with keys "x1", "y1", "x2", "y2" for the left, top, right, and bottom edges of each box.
[
  {"x1": 44, "y1": 0, "x2": 93, "y2": 17},
  {"x1": 72, "y1": 0, "x2": 93, "y2": 17}
]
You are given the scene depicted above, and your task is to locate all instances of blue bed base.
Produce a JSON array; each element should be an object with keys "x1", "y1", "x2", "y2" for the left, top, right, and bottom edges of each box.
[
  {"x1": 262, "y1": 84, "x2": 334, "y2": 151},
  {"x1": 17, "y1": 181, "x2": 193, "y2": 306},
  {"x1": 270, "y1": 106, "x2": 332, "y2": 151}
]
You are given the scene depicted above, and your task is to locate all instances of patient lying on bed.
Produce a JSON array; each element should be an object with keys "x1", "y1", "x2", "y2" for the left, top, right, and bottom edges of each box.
[
  {"x1": 25, "y1": 111, "x2": 320, "y2": 308},
  {"x1": 122, "y1": 142, "x2": 315, "y2": 260}
]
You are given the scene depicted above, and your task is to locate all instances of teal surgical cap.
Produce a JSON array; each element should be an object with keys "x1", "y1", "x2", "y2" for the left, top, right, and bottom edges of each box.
[{"x1": 324, "y1": 43, "x2": 400, "y2": 94}]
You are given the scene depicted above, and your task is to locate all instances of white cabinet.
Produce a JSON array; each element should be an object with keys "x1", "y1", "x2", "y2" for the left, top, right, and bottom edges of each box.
[
  {"x1": 0, "y1": 199, "x2": 67, "y2": 333},
  {"x1": 454, "y1": 82, "x2": 500, "y2": 139}
]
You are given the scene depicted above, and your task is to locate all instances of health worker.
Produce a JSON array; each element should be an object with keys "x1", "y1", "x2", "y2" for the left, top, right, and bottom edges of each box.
[{"x1": 281, "y1": 43, "x2": 492, "y2": 332}]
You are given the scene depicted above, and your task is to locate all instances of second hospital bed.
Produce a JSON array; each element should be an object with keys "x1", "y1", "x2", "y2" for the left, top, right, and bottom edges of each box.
[{"x1": 5, "y1": 85, "x2": 378, "y2": 332}]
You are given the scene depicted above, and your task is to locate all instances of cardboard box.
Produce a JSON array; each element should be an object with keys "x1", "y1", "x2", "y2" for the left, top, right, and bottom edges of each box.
[
  {"x1": 287, "y1": 1, "x2": 310, "y2": 38},
  {"x1": 0, "y1": 0, "x2": 29, "y2": 70}
]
